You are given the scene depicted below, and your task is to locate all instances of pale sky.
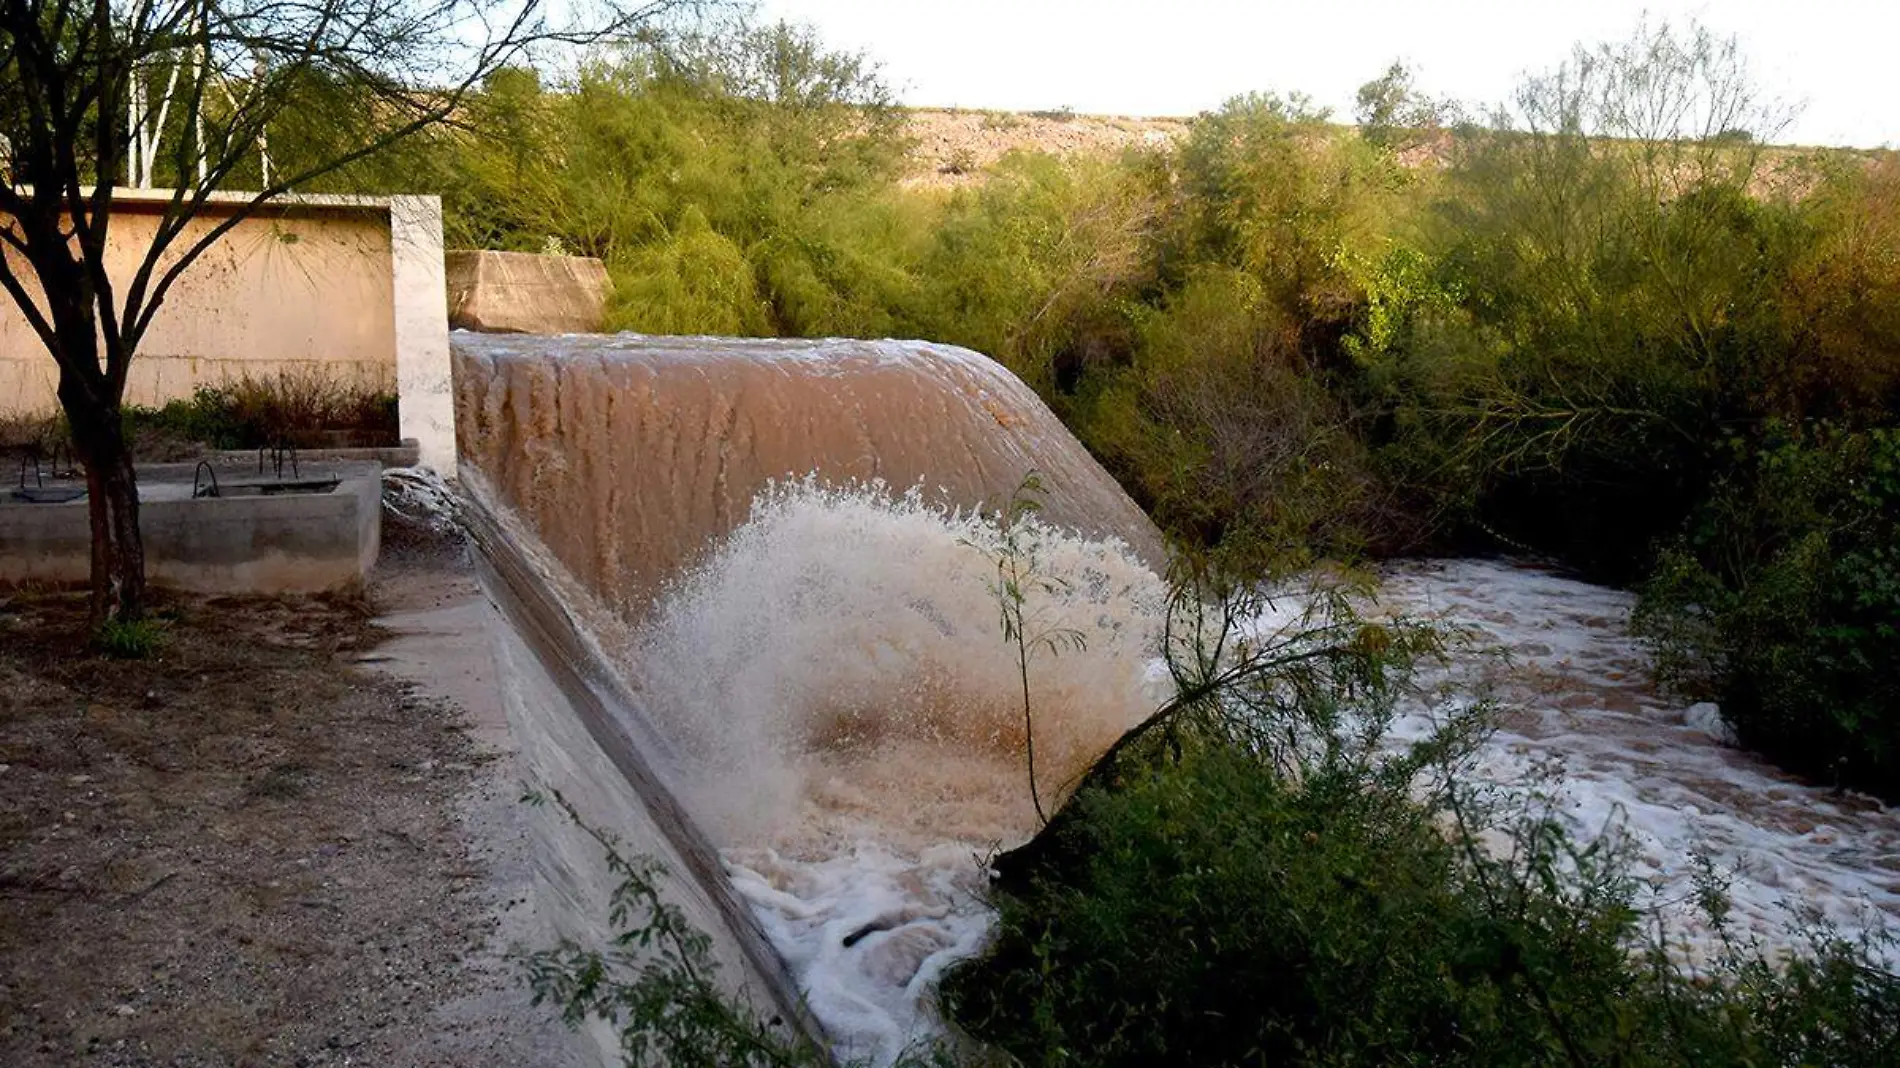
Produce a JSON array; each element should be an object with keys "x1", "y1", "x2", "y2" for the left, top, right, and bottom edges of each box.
[{"x1": 754, "y1": 0, "x2": 1898, "y2": 148}]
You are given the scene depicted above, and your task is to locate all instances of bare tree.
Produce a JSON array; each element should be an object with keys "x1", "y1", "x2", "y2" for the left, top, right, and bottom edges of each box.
[{"x1": 0, "y1": 0, "x2": 681, "y2": 623}]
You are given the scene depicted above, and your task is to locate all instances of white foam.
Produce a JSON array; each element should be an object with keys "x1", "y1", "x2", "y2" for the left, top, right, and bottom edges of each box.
[
  {"x1": 1379, "y1": 559, "x2": 1900, "y2": 967},
  {"x1": 630, "y1": 481, "x2": 1165, "y2": 1063},
  {"x1": 725, "y1": 838, "x2": 993, "y2": 1066}
]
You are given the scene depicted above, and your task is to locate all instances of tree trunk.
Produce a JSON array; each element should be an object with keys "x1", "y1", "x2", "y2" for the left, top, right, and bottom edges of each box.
[{"x1": 59, "y1": 379, "x2": 146, "y2": 624}]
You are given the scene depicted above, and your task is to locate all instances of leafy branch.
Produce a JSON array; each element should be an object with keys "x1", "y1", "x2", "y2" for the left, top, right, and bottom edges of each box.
[
  {"x1": 518, "y1": 789, "x2": 825, "y2": 1068},
  {"x1": 966, "y1": 472, "x2": 1087, "y2": 827}
]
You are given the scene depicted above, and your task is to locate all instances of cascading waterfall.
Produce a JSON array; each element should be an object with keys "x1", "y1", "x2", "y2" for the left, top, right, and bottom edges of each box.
[
  {"x1": 455, "y1": 333, "x2": 1899, "y2": 1066},
  {"x1": 632, "y1": 479, "x2": 1168, "y2": 851},
  {"x1": 636, "y1": 481, "x2": 1166, "y2": 1062}
]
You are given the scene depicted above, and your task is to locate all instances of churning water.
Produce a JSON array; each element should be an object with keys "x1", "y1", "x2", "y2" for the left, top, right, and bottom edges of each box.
[
  {"x1": 631, "y1": 489, "x2": 1900, "y2": 1064},
  {"x1": 634, "y1": 482, "x2": 1164, "y2": 1063},
  {"x1": 452, "y1": 334, "x2": 1896, "y2": 1065}
]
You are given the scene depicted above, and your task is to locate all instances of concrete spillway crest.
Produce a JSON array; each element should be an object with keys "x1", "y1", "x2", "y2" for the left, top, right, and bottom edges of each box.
[{"x1": 453, "y1": 332, "x2": 1167, "y2": 620}]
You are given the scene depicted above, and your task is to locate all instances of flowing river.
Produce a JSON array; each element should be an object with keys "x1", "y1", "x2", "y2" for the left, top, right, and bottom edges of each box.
[{"x1": 642, "y1": 491, "x2": 1900, "y2": 1065}]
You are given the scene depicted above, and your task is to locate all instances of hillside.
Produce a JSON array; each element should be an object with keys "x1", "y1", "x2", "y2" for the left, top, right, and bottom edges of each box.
[{"x1": 898, "y1": 107, "x2": 1190, "y2": 189}]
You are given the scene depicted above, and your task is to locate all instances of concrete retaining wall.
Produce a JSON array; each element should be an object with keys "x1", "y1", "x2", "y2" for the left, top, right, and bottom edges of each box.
[
  {"x1": 464, "y1": 484, "x2": 819, "y2": 1066},
  {"x1": 445, "y1": 250, "x2": 611, "y2": 335},
  {"x1": 0, "y1": 191, "x2": 456, "y2": 474},
  {"x1": 0, "y1": 461, "x2": 381, "y2": 593}
]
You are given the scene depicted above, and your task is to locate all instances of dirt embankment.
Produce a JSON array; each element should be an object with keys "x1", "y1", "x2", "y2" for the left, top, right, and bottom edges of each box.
[
  {"x1": 899, "y1": 107, "x2": 1190, "y2": 189},
  {"x1": 0, "y1": 535, "x2": 573, "y2": 1067}
]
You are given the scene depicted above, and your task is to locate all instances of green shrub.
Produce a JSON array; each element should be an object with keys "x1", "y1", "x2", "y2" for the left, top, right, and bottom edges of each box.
[
  {"x1": 521, "y1": 791, "x2": 955, "y2": 1068},
  {"x1": 122, "y1": 372, "x2": 399, "y2": 454},
  {"x1": 944, "y1": 570, "x2": 1900, "y2": 1067},
  {"x1": 907, "y1": 150, "x2": 1163, "y2": 393},
  {"x1": 946, "y1": 741, "x2": 1899, "y2": 1067},
  {"x1": 1080, "y1": 267, "x2": 1396, "y2": 554},
  {"x1": 608, "y1": 206, "x2": 775, "y2": 336},
  {"x1": 1636, "y1": 425, "x2": 1900, "y2": 798}
]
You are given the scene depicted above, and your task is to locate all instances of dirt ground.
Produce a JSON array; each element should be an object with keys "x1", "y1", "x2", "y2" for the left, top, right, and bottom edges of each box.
[{"x1": 0, "y1": 531, "x2": 577, "y2": 1066}]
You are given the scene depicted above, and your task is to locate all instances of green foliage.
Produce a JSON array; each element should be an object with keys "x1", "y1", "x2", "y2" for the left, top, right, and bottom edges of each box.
[
  {"x1": 1636, "y1": 425, "x2": 1900, "y2": 798},
  {"x1": 910, "y1": 149, "x2": 1164, "y2": 390},
  {"x1": 610, "y1": 205, "x2": 774, "y2": 335},
  {"x1": 397, "y1": 20, "x2": 916, "y2": 340},
  {"x1": 521, "y1": 791, "x2": 959, "y2": 1068},
  {"x1": 122, "y1": 373, "x2": 399, "y2": 454},
  {"x1": 964, "y1": 473, "x2": 1088, "y2": 825},
  {"x1": 520, "y1": 792, "x2": 826, "y2": 1068},
  {"x1": 1342, "y1": 29, "x2": 1894, "y2": 580},
  {"x1": 1355, "y1": 61, "x2": 1461, "y2": 147},
  {"x1": 1081, "y1": 266, "x2": 1393, "y2": 554},
  {"x1": 92, "y1": 617, "x2": 168, "y2": 659},
  {"x1": 945, "y1": 571, "x2": 1900, "y2": 1067}
]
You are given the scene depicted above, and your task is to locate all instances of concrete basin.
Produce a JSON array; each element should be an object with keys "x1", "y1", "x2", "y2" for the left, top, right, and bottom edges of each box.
[{"x1": 1, "y1": 460, "x2": 381, "y2": 593}]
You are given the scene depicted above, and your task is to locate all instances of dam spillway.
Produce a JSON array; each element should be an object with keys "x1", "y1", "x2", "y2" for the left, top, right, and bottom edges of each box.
[
  {"x1": 452, "y1": 333, "x2": 1168, "y2": 621},
  {"x1": 451, "y1": 332, "x2": 1900, "y2": 1067},
  {"x1": 452, "y1": 333, "x2": 1174, "y2": 1063}
]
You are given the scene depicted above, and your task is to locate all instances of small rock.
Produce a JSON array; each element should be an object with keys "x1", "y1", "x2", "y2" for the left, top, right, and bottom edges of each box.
[
  {"x1": 113, "y1": 1004, "x2": 136, "y2": 1018},
  {"x1": 1683, "y1": 702, "x2": 1737, "y2": 746}
]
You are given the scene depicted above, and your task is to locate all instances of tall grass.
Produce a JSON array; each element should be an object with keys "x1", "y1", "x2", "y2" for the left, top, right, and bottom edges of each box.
[{"x1": 123, "y1": 370, "x2": 399, "y2": 455}]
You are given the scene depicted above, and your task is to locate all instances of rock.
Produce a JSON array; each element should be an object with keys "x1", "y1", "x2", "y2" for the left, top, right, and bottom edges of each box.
[{"x1": 1683, "y1": 702, "x2": 1738, "y2": 746}]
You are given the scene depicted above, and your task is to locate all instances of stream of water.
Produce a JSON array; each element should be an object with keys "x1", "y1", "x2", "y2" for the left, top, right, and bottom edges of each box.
[
  {"x1": 452, "y1": 334, "x2": 1897, "y2": 1065},
  {"x1": 668, "y1": 502, "x2": 1900, "y2": 1065}
]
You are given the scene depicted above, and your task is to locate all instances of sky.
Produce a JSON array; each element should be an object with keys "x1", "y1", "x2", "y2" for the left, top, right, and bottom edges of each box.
[{"x1": 752, "y1": 0, "x2": 1898, "y2": 148}]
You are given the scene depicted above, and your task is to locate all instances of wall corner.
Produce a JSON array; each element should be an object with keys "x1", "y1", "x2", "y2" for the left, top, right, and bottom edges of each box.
[{"x1": 389, "y1": 195, "x2": 457, "y2": 475}]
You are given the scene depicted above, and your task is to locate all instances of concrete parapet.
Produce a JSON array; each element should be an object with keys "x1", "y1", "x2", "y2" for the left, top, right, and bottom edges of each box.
[
  {"x1": 0, "y1": 461, "x2": 381, "y2": 594},
  {"x1": 445, "y1": 250, "x2": 611, "y2": 335}
]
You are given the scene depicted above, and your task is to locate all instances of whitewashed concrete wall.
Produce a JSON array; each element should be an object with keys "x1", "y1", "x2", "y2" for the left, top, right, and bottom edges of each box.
[
  {"x1": 390, "y1": 196, "x2": 456, "y2": 474},
  {"x1": 1, "y1": 190, "x2": 455, "y2": 474}
]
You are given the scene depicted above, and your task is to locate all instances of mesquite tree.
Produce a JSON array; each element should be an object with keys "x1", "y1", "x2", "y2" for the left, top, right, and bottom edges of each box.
[{"x1": 0, "y1": 0, "x2": 676, "y2": 623}]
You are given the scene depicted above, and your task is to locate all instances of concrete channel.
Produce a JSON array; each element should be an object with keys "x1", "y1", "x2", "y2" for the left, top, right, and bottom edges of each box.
[{"x1": 461, "y1": 489, "x2": 823, "y2": 1065}]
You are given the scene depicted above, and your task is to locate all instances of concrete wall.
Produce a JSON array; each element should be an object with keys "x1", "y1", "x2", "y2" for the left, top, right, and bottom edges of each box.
[
  {"x1": 464, "y1": 482, "x2": 819, "y2": 1065},
  {"x1": 0, "y1": 190, "x2": 456, "y2": 474},
  {"x1": 0, "y1": 461, "x2": 382, "y2": 593},
  {"x1": 390, "y1": 199, "x2": 457, "y2": 473},
  {"x1": 446, "y1": 250, "x2": 611, "y2": 335}
]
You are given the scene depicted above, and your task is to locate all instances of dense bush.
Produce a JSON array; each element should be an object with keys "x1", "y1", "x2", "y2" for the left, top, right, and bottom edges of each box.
[
  {"x1": 122, "y1": 372, "x2": 399, "y2": 454},
  {"x1": 947, "y1": 743, "x2": 1899, "y2": 1066},
  {"x1": 942, "y1": 575, "x2": 1900, "y2": 1067},
  {"x1": 1637, "y1": 425, "x2": 1900, "y2": 798},
  {"x1": 393, "y1": 21, "x2": 920, "y2": 340}
]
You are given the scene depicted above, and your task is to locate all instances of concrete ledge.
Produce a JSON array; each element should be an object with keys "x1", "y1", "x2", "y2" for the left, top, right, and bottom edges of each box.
[
  {"x1": 0, "y1": 461, "x2": 381, "y2": 594},
  {"x1": 204, "y1": 440, "x2": 422, "y2": 469}
]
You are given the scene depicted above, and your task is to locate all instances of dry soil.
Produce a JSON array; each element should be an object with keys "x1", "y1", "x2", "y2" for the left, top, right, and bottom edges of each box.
[{"x1": 0, "y1": 531, "x2": 576, "y2": 1066}]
